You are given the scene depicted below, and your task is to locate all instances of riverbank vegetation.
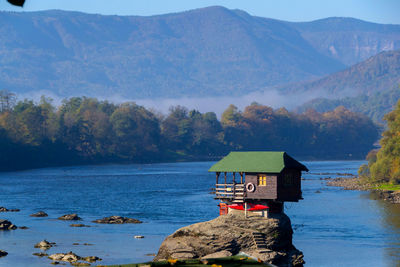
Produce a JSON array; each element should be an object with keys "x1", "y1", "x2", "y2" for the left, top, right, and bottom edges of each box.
[
  {"x1": 359, "y1": 100, "x2": 400, "y2": 185},
  {"x1": 0, "y1": 90, "x2": 379, "y2": 171}
]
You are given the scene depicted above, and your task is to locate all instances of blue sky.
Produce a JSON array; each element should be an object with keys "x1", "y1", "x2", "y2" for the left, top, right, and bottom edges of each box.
[{"x1": 0, "y1": 0, "x2": 399, "y2": 24}]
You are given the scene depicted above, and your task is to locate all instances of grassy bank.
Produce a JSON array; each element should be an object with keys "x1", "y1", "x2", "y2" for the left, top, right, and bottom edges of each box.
[{"x1": 373, "y1": 183, "x2": 400, "y2": 191}]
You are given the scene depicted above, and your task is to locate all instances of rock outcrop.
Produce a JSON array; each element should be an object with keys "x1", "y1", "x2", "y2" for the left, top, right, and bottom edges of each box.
[
  {"x1": 92, "y1": 216, "x2": 142, "y2": 224},
  {"x1": 30, "y1": 211, "x2": 48, "y2": 217},
  {"x1": 58, "y1": 214, "x2": 81, "y2": 221},
  {"x1": 0, "y1": 219, "x2": 17, "y2": 230},
  {"x1": 154, "y1": 211, "x2": 304, "y2": 267},
  {"x1": 0, "y1": 207, "x2": 20, "y2": 212}
]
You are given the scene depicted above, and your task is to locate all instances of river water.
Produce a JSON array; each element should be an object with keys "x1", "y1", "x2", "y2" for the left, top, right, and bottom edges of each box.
[{"x1": 0, "y1": 161, "x2": 399, "y2": 266}]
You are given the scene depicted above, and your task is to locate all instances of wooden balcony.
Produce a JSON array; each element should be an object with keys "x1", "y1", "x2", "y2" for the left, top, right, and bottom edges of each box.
[{"x1": 214, "y1": 183, "x2": 245, "y2": 203}]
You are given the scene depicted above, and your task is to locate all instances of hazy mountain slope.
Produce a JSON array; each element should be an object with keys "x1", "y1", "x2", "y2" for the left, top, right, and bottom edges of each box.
[
  {"x1": 278, "y1": 50, "x2": 400, "y2": 96},
  {"x1": 297, "y1": 85, "x2": 400, "y2": 123},
  {"x1": 0, "y1": 6, "x2": 346, "y2": 98},
  {"x1": 289, "y1": 17, "x2": 400, "y2": 66}
]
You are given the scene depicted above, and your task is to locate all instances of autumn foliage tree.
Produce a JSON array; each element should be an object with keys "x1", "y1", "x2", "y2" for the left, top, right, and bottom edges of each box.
[{"x1": 359, "y1": 100, "x2": 400, "y2": 184}]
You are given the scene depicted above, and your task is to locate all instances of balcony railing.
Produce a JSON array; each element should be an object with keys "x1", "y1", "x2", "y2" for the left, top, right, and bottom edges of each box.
[{"x1": 215, "y1": 183, "x2": 245, "y2": 203}]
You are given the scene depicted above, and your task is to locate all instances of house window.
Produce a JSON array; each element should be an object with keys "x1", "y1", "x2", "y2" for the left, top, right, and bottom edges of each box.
[{"x1": 258, "y1": 174, "x2": 267, "y2": 186}]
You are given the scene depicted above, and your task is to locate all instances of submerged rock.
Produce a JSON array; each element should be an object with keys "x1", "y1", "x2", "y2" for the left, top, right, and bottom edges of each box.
[
  {"x1": 18, "y1": 226, "x2": 29, "y2": 229},
  {"x1": 0, "y1": 219, "x2": 17, "y2": 230},
  {"x1": 0, "y1": 207, "x2": 20, "y2": 212},
  {"x1": 92, "y1": 216, "x2": 142, "y2": 224},
  {"x1": 0, "y1": 250, "x2": 7, "y2": 257},
  {"x1": 33, "y1": 252, "x2": 49, "y2": 257},
  {"x1": 82, "y1": 256, "x2": 101, "y2": 262},
  {"x1": 58, "y1": 214, "x2": 81, "y2": 221},
  {"x1": 154, "y1": 210, "x2": 304, "y2": 267},
  {"x1": 70, "y1": 262, "x2": 90, "y2": 266},
  {"x1": 30, "y1": 211, "x2": 48, "y2": 217},
  {"x1": 34, "y1": 240, "x2": 56, "y2": 250},
  {"x1": 70, "y1": 224, "x2": 90, "y2": 227}
]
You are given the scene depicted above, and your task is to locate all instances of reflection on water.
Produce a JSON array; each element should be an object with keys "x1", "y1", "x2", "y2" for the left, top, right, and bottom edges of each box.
[
  {"x1": 370, "y1": 191, "x2": 400, "y2": 266},
  {"x1": 0, "y1": 161, "x2": 399, "y2": 266}
]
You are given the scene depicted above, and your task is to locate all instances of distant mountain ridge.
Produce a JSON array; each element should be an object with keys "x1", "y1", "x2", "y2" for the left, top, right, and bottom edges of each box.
[
  {"x1": 289, "y1": 17, "x2": 400, "y2": 66},
  {"x1": 0, "y1": 6, "x2": 400, "y2": 99}
]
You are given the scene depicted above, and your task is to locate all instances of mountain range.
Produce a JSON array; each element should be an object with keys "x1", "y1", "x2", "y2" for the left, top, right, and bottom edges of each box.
[{"x1": 1, "y1": 6, "x2": 400, "y2": 99}]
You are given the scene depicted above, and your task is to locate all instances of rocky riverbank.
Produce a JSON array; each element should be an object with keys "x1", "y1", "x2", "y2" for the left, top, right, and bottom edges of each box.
[
  {"x1": 327, "y1": 177, "x2": 400, "y2": 204},
  {"x1": 154, "y1": 210, "x2": 304, "y2": 267}
]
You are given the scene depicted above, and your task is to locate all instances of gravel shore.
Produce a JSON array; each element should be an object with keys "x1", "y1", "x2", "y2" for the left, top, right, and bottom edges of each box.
[{"x1": 326, "y1": 177, "x2": 400, "y2": 204}]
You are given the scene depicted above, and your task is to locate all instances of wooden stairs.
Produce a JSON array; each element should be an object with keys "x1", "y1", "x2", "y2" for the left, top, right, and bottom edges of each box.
[
  {"x1": 232, "y1": 184, "x2": 245, "y2": 203},
  {"x1": 252, "y1": 232, "x2": 270, "y2": 253}
]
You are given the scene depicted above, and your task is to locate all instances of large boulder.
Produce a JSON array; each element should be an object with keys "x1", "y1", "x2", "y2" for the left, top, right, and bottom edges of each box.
[
  {"x1": 30, "y1": 211, "x2": 48, "y2": 217},
  {"x1": 58, "y1": 214, "x2": 81, "y2": 221},
  {"x1": 92, "y1": 216, "x2": 142, "y2": 224},
  {"x1": 154, "y1": 211, "x2": 304, "y2": 267},
  {"x1": 47, "y1": 252, "x2": 101, "y2": 263},
  {"x1": 0, "y1": 219, "x2": 17, "y2": 230},
  {"x1": 0, "y1": 250, "x2": 7, "y2": 257}
]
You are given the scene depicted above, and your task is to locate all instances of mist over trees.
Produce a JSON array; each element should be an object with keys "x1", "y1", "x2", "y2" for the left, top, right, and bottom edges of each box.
[{"x1": 0, "y1": 91, "x2": 379, "y2": 171}]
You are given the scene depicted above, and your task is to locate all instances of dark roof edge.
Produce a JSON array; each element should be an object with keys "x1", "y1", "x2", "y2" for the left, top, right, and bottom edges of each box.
[{"x1": 283, "y1": 152, "x2": 309, "y2": 172}]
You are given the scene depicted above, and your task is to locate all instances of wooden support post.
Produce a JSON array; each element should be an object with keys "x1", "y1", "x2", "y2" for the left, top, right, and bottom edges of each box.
[
  {"x1": 240, "y1": 172, "x2": 243, "y2": 184},
  {"x1": 233, "y1": 172, "x2": 236, "y2": 196},
  {"x1": 224, "y1": 172, "x2": 227, "y2": 188},
  {"x1": 244, "y1": 202, "x2": 247, "y2": 219},
  {"x1": 216, "y1": 172, "x2": 220, "y2": 185}
]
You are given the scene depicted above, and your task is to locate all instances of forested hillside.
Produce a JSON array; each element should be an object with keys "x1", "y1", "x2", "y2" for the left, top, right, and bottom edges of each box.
[
  {"x1": 279, "y1": 50, "x2": 400, "y2": 96},
  {"x1": 0, "y1": 91, "x2": 379, "y2": 171}
]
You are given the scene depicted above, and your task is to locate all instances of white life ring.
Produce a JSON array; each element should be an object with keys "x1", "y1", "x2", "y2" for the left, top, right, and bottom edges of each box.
[{"x1": 246, "y1": 183, "x2": 255, "y2": 193}]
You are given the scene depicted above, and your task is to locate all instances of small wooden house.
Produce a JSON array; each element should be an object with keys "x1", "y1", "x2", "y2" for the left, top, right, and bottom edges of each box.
[{"x1": 209, "y1": 151, "x2": 308, "y2": 214}]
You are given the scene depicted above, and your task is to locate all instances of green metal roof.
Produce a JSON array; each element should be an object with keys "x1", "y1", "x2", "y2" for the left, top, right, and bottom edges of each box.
[{"x1": 208, "y1": 151, "x2": 308, "y2": 173}]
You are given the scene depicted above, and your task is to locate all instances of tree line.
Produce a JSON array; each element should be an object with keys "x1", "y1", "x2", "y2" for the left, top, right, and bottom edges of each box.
[{"x1": 0, "y1": 90, "x2": 379, "y2": 171}]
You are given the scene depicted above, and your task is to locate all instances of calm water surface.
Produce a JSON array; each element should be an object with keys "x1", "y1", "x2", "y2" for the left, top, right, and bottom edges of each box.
[{"x1": 0, "y1": 161, "x2": 399, "y2": 266}]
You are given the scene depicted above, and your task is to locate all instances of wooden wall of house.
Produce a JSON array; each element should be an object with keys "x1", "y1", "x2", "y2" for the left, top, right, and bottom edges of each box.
[
  {"x1": 244, "y1": 173, "x2": 277, "y2": 200},
  {"x1": 277, "y1": 168, "x2": 302, "y2": 202}
]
